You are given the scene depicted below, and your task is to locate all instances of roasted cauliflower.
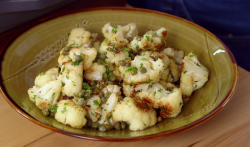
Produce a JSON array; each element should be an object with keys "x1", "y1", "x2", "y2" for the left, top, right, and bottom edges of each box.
[
  {"x1": 112, "y1": 97, "x2": 157, "y2": 131},
  {"x1": 55, "y1": 100, "x2": 87, "y2": 129}
]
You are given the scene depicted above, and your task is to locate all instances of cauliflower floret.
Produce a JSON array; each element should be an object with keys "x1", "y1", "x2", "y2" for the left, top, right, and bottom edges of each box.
[
  {"x1": 58, "y1": 62, "x2": 83, "y2": 97},
  {"x1": 180, "y1": 52, "x2": 209, "y2": 96},
  {"x1": 35, "y1": 67, "x2": 59, "y2": 88},
  {"x1": 67, "y1": 28, "x2": 92, "y2": 47},
  {"x1": 87, "y1": 95, "x2": 102, "y2": 109},
  {"x1": 123, "y1": 82, "x2": 183, "y2": 118},
  {"x1": 101, "y1": 84, "x2": 121, "y2": 95},
  {"x1": 120, "y1": 55, "x2": 164, "y2": 84},
  {"x1": 99, "y1": 93, "x2": 119, "y2": 124},
  {"x1": 84, "y1": 62, "x2": 106, "y2": 81},
  {"x1": 112, "y1": 97, "x2": 157, "y2": 131},
  {"x1": 28, "y1": 80, "x2": 62, "y2": 111},
  {"x1": 85, "y1": 106, "x2": 102, "y2": 122},
  {"x1": 102, "y1": 23, "x2": 138, "y2": 46},
  {"x1": 130, "y1": 28, "x2": 167, "y2": 51},
  {"x1": 55, "y1": 100, "x2": 87, "y2": 129},
  {"x1": 163, "y1": 47, "x2": 184, "y2": 65},
  {"x1": 69, "y1": 47, "x2": 97, "y2": 70}
]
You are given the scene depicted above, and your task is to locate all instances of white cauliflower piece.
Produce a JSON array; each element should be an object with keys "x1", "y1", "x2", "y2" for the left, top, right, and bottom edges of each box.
[
  {"x1": 35, "y1": 67, "x2": 59, "y2": 88},
  {"x1": 58, "y1": 62, "x2": 83, "y2": 97},
  {"x1": 69, "y1": 47, "x2": 97, "y2": 70},
  {"x1": 84, "y1": 62, "x2": 106, "y2": 81},
  {"x1": 85, "y1": 107, "x2": 102, "y2": 122},
  {"x1": 67, "y1": 28, "x2": 92, "y2": 47},
  {"x1": 102, "y1": 23, "x2": 138, "y2": 46},
  {"x1": 130, "y1": 27, "x2": 167, "y2": 51},
  {"x1": 87, "y1": 95, "x2": 102, "y2": 109},
  {"x1": 55, "y1": 100, "x2": 87, "y2": 129},
  {"x1": 120, "y1": 55, "x2": 164, "y2": 84},
  {"x1": 123, "y1": 83, "x2": 183, "y2": 118},
  {"x1": 101, "y1": 84, "x2": 122, "y2": 95},
  {"x1": 28, "y1": 80, "x2": 62, "y2": 111},
  {"x1": 99, "y1": 93, "x2": 119, "y2": 124},
  {"x1": 112, "y1": 97, "x2": 157, "y2": 131},
  {"x1": 180, "y1": 52, "x2": 209, "y2": 96},
  {"x1": 163, "y1": 47, "x2": 184, "y2": 65}
]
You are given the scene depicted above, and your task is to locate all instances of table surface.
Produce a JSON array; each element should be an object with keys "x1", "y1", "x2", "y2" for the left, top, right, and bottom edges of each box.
[{"x1": 0, "y1": 66, "x2": 249, "y2": 147}]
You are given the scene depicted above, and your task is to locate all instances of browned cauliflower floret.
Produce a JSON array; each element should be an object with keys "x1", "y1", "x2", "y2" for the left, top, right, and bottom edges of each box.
[
  {"x1": 180, "y1": 52, "x2": 209, "y2": 96},
  {"x1": 112, "y1": 97, "x2": 157, "y2": 131},
  {"x1": 84, "y1": 62, "x2": 106, "y2": 81},
  {"x1": 55, "y1": 100, "x2": 87, "y2": 129}
]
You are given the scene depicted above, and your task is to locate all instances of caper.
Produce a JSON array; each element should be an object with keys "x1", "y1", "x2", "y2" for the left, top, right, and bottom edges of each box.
[
  {"x1": 127, "y1": 37, "x2": 133, "y2": 42},
  {"x1": 103, "y1": 124, "x2": 113, "y2": 130},
  {"x1": 107, "y1": 47, "x2": 112, "y2": 52},
  {"x1": 106, "y1": 81, "x2": 114, "y2": 85},
  {"x1": 99, "y1": 84, "x2": 104, "y2": 89},
  {"x1": 99, "y1": 125, "x2": 107, "y2": 132},
  {"x1": 79, "y1": 89, "x2": 85, "y2": 97},
  {"x1": 114, "y1": 122, "x2": 121, "y2": 130},
  {"x1": 134, "y1": 50, "x2": 140, "y2": 55},
  {"x1": 64, "y1": 46, "x2": 71, "y2": 52},
  {"x1": 128, "y1": 48, "x2": 133, "y2": 53},
  {"x1": 130, "y1": 54, "x2": 135, "y2": 60},
  {"x1": 75, "y1": 55, "x2": 83, "y2": 62},
  {"x1": 85, "y1": 89, "x2": 92, "y2": 95},
  {"x1": 120, "y1": 60, "x2": 126, "y2": 66},
  {"x1": 118, "y1": 96, "x2": 123, "y2": 101},
  {"x1": 90, "y1": 80, "x2": 96, "y2": 86},
  {"x1": 105, "y1": 92, "x2": 111, "y2": 98},
  {"x1": 101, "y1": 96, "x2": 107, "y2": 103},
  {"x1": 126, "y1": 63, "x2": 131, "y2": 67},
  {"x1": 131, "y1": 69, "x2": 138, "y2": 75},
  {"x1": 139, "y1": 67, "x2": 147, "y2": 73},
  {"x1": 114, "y1": 47, "x2": 120, "y2": 53},
  {"x1": 93, "y1": 88, "x2": 100, "y2": 94},
  {"x1": 62, "y1": 50, "x2": 69, "y2": 55},
  {"x1": 121, "y1": 122, "x2": 127, "y2": 129},
  {"x1": 155, "y1": 55, "x2": 161, "y2": 61},
  {"x1": 100, "y1": 53, "x2": 106, "y2": 59},
  {"x1": 99, "y1": 92, "x2": 104, "y2": 97},
  {"x1": 84, "y1": 93, "x2": 90, "y2": 99},
  {"x1": 49, "y1": 112, "x2": 55, "y2": 117},
  {"x1": 109, "y1": 75, "x2": 116, "y2": 81},
  {"x1": 92, "y1": 122, "x2": 99, "y2": 129},
  {"x1": 157, "y1": 116, "x2": 163, "y2": 122},
  {"x1": 42, "y1": 110, "x2": 49, "y2": 116}
]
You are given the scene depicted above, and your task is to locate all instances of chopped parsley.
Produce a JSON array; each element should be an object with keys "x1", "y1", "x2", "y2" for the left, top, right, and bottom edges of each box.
[
  {"x1": 158, "y1": 89, "x2": 163, "y2": 92},
  {"x1": 179, "y1": 102, "x2": 183, "y2": 106},
  {"x1": 49, "y1": 107, "x2": 58, "y2": 113},
  {"x1": 93, "y1": 100, "x2": 99, "y2": 106},
  {"x1": 123, "y1": 47, "x2": 128, "y2": 51},
  {"x1": 71, "y1": 61, "x2": 80, "y2": 66},
  {"x1": 195, "y1": 85, "x2": 197, "y2": 88},
  {"x1": 22, "y1": 98, "x2": 25, "y2": 101},
  {"x1": 184, "y1": 70, "x2": 187, "y2": 74},
  {"x1": 62, "y1": 67, "x2": 65, "y2": 72},
  {"x1": 131, "y1": 82, "x2": 134, "y2": 86},
  {"x1": 140, "y1": 58, "x2": 147, "y2": 61},
  {"x1": 83, "y1": 82, "x2": 91, "y2": 90},
  {"x1": 107, "y1": 115, "x2": 112, "y2": 121},
  {"x1": 112, "y1": 26, "x2": 118, "y2": 33},
  {"x1": 61, "y1": 107, "x2": 67, "y2": 113},
  {"x1": 100, "y1": 58, "x2": 106, "y2": 65},
  {"x1": 66, "y1": 75, "x2": 69, "y2": 80},
  {"x1": 196, "y1": 63, "x2": 201, "y2": 67},
  {"x1": 189, "y1": 55, "x2": 194, "y2": 57},
  {"x1": 68, "y1": 33, "x2": 71, "y2": 37},
  {"x1": 155, "y1": 32, "x2": 157, "y2": 36},
  {"x1": 39, "y1": 72, "x2": 45, "y2": 76},
  {"x1": 145, "y1": 79, "x2": 153, "y2": 83},
  {"x1": 145, "y1": 35, "x2": 150, "y2": 41},
  {"x1": 61, "y1": 82, "x2": 65, "y2": 87},
  {"x1": 161, "y1": 108, "x2": 165, "y2": 112},
  {"x1": 125, "y1": 66, "x2": 138, "y2": 73},
  {"x1": 140, "y1": 63, "x2": 143, "y2": 68},
  {"x1": 52, "y1": 93, "x2": 55, "y2": 97},
  {"x1": 153, "y1": 92, "x2": 156, "y2": 96},
  {"x1": 64, "y1": 102, "x2": 68, "y2": 106}
]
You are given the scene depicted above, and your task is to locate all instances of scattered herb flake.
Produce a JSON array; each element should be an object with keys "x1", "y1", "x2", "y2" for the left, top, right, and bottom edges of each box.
[
  {"x1": 184, "y1": 70, "x2": 187, "y2": 74},
  {"x1": 83, "y1": 83, "x2": 91, "y2": 90},
  {"x1": 131, "y1": 82, "x2": 134, "y2": 86},
  {"x1": 153, "y1": 92, "x2": 156, "y2": 96},
  {"x1": 196, "y1": 63, "x2": 201, "y2": 67},
  {"x1": 195, "y1": 85, "x2": 198, "y2": 88},
  {"x1": 107, "y1": 115, "x2": 112, "y2": 121},
  {"x1": 68, "y1": 33, "x2": 71, "y2": 37},
  {"x1": 66, "y1": 75, "x2": 69, "y2": 80},
  {"x1": 158, "y1": 89, "x2": 163, "y2": 92},
  {"x1": 49, "y1": 107, "x2": 58, "y2": 113},
  {"x1": 123, "y1": 47, "x2": 128, "y2": 51},
  {"x1": 61, "y1": 107, "x2": 66, "y2": 113},
  {"x1": 61, "y1": 82, "x2": 65, "y2": 87},
  {"x1": 93, "y1": 100, "x2": 99, "y2": 106},
  {"x1": 39, "y1": 72, "x2": 45, "y2": 76},
  {"x1": 62, "y1": 67, "x2": 65, "y2": 72},
  {"x1": 145, "y1": 35, "x2": 150, "y2": 41},
  {"x1": 145, "y1": 79, "x2": 153, "y2": 83},
  {"x1": 64, "y1": 102, "x2": 68, "y2": 106},
  {"x1": 179, "y1": 102, "x2": 183, "y2": 106},
  {"x1": 189, "y1": 55, "x2": 194, "y2": 57},
  {"x1": 100, "y1": 58, "x2": 106, "y2": 65},
  {"x1": 71, "y1": 61, "x2": 80, "y2": 66},
  {"x1": 52, "y1": 93, "x2": 55, "y2": 97},
  {"x1": 140, "y1": 58, "x2": 147, "y2": 61},
  {"x1": 161, "y1": 108, "x2": 165, "y2": 112},
  {"x1": 140, "y1": 63, "x2": 143, "y2": 68},
  {"x1": 125, "y1": 66, "x2": 138, "y2": 73},
  {"x1": 112, "y1": 26, "x2": 118, "y2": 33}
]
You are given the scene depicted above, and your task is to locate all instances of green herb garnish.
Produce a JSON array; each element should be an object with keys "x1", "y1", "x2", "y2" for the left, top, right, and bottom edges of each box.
[
  {"x1": 112, "y1": 26, "x2": 118, "y2": 33},
  {"x1": 71, "y1": 61, "x2": 80, "y2": 66},
  {"x1": 83, "y1": 82, "x2": 91, "y2": 90},
  {"x1": 125, "y1": 67, "x2": 138, "y2": 73},
  {"x1": 39, "y1": 72, "x2": 45, "y2": 76},
  {"x1": 61, "y1": 107, "x2": 67, "y2": 113},
  {"x1": 93, "y1": 100, "x2": 99, "y2": 106},
  {"x1": 140, "y1": 58, "x2": 147, "y2": 61}
]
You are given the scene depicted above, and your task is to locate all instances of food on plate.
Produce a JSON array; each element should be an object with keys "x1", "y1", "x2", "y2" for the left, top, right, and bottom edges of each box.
[{"x1": 28, "y1": 23, "x2": 209, "y2": 131}]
